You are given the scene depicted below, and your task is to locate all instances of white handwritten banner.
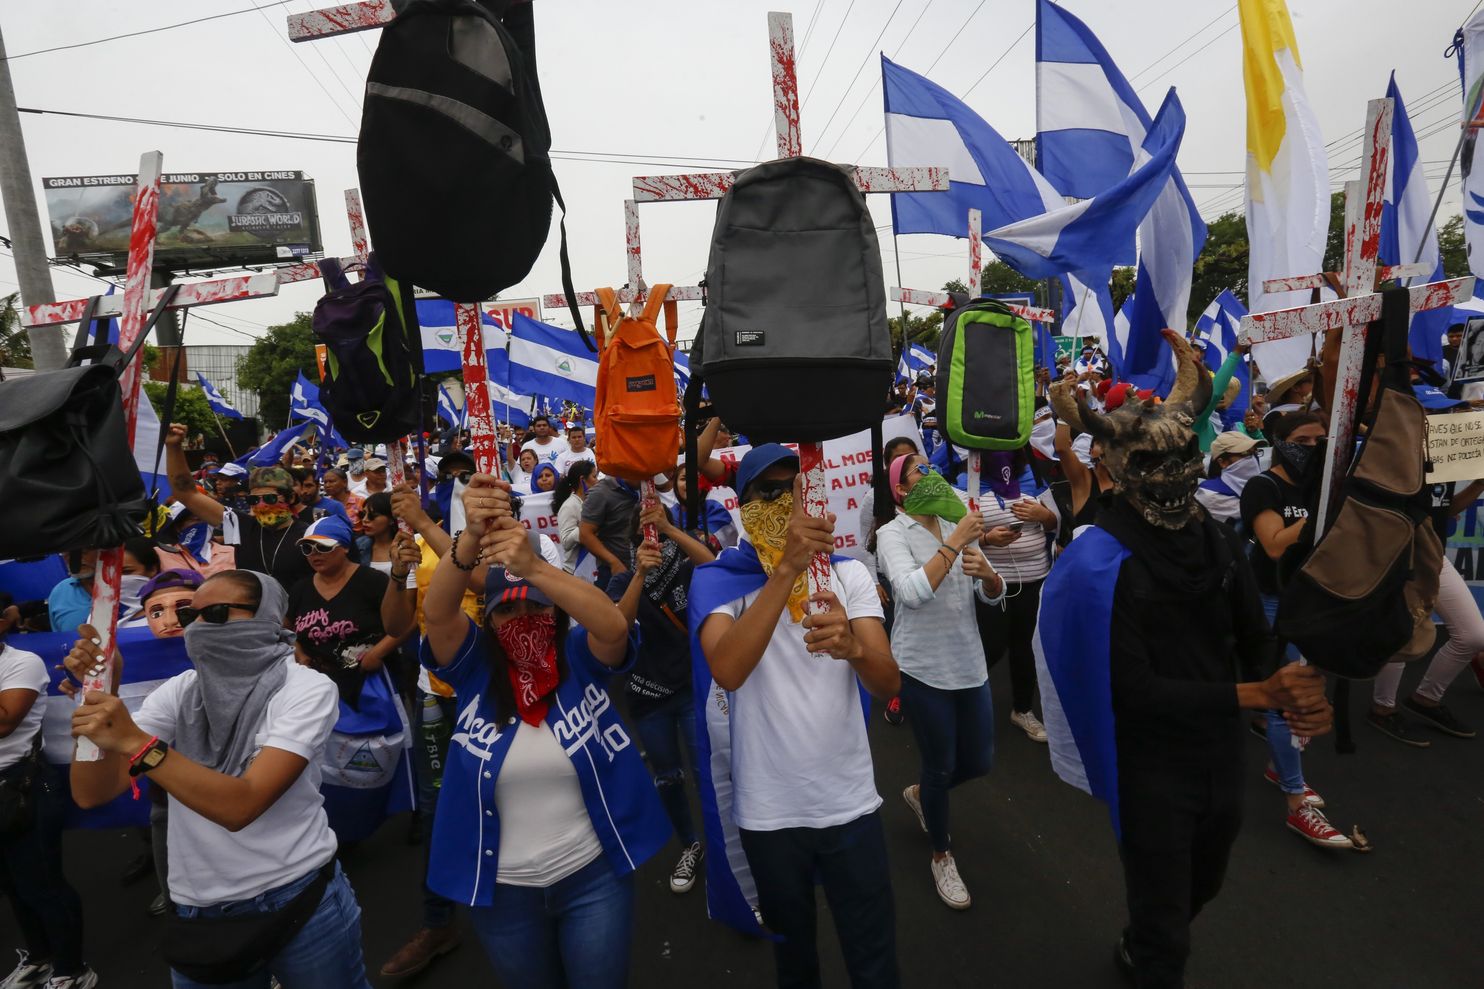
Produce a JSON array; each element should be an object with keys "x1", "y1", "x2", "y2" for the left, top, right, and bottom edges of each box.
[{"x1": 1427, "y1": 410, "x2": 1484, "y2": 483}]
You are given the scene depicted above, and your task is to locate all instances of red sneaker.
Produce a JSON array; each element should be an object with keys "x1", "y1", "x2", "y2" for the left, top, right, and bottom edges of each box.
[
  {"x1": 1262, "y1": 767, "x2": 1325, "y2": 808},
  {"x1": 884, "y1": 696, "x2": 905, "y2": 726},
  {"x1": 1286, "y1": 805, "x2": 1353, "y2": 850}
]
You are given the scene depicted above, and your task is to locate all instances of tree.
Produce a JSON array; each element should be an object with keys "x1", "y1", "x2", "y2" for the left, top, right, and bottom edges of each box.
[
  {"x1": 889, "y1": 307, "x2": 942, "y2": 350},
  {"x1": 1439, "y1": 214, "x2": 1466, "y2": 278},
  {"x1": 0, "y1": 293, "x2": 30, "y2": 370},
  {"x1": 1110, "y1": 267, "x2": 1136, "y2": 312},
  {"x1": 143, "y1": 379, "x2": 221, "y2": 442},
  {"x1": 236, "y1": 313, "x2": 317, "y2": 428},
  {"x1": 978, "y1": 262, "x2": 1039, "y2": 296},
  {"x1": 1188, "y1": 210, "x2": 1249, "y2": 323}
]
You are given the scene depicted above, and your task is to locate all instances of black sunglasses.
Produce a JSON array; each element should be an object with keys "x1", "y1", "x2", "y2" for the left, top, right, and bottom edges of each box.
[
  {"x1": 246, "y1": 493, "x2": 284, "y2": 506},
  {"x1": 442, "y1": 470, "x2": 473, "y2": 484},
  {"x1": 177, "y1": 602, "x2": 256, "y2": 626},
  {"x1": 298, "y1": 540, "x2": 341, "y2": 556},
  {"x1": 362, "y1": 510, "x2": 384, "y2": 521},
  {"x1": 748, "y1": 479, "x2": 793, "y2": 503}
]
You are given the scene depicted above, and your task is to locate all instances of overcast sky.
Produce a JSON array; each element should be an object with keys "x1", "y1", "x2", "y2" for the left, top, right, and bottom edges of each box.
[{"x1": 0, "y1": 0, "x2": 1472, "y2": 349}]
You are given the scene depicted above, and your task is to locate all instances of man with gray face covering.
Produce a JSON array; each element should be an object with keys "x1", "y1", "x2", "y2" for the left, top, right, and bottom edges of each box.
[{"x1": 67, "y1": 570, "x2": 374, "y2": 988}]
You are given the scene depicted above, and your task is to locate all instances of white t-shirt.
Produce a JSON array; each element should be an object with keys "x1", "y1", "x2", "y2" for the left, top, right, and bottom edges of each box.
[
  {"x1": 134, "y1": 660, "x2": 341, "y2": 907},
  {"x1": 709, "y1": 557, "x2": 885, "y2": 831},
  {"x1": 554, "y1": 446, "x2": 596, "y2": 477},
  {"x1": 521, "y1": 436, "x2": 569, "y2": 466},
  {"x1": 0, "y1": 644, "x2": 47, "y2": 771},
  {"x1": 494, "y1": 721, "x2": 603, "y2": 887}
]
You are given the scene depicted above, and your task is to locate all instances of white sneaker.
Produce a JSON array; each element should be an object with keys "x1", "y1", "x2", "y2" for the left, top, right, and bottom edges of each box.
[
  {"x1": 43, "y1": 968, "x2": 97, "y2": 989},
  {"x1": 0, "y1": 952, "x2": 51, "y2": 989},
  {"x1": 669, "y1": 841, "x2": 703, "y2": 894},
  {"x1": 1010, "y1": 709, "x2": 1048, "y2": 743},
  {"x1": 930, "y1": 853, "x2": 971, "y2": 910},
  {"x1": 901, "y1": 785, "x2": 927, "y2": 833}
]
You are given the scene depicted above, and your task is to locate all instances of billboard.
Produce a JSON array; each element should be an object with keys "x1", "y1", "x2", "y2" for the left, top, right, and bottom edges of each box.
[{"x1": 43, "y1": 170, "x2": 322, "y2": 269}]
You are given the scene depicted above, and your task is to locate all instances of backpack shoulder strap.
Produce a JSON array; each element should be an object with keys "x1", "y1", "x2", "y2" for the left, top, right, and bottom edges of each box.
[
  {"x1": 640, "y1": 284, "x2": 674, "y2": 337},
  {"x1": 594, "y1": 288, "x2": 622, "y2": 351},
  {"x1": 320, "y1": 256, "x2": 351, "y2": 293}
]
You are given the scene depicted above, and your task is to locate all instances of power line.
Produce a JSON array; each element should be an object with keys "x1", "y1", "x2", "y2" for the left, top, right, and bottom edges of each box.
[
  {"x1": 800, "y1": 0, "x2": 859, "y2": 111},
  {"x1": 5, "y1": 0, "x2": 296, "y2": 60},
  {"x1": 812, "y1": 0, "x2": 908, "y2": 153},
  {"x1": 751, "y1": 0, "x2": 828, "y2": 161},
  {"x1": 1127, "y1": 6, "x2": 1236, "y2": 82},
  {"x1": 819, "y1": 0, "x2": 940, "y2": 160},
  {"x1": 251, "y1": 2, "x2": 360, "y2": 130},
  {"x1": 1135, "y1": 21, "x2": 1239, "y2": 95},
  {"x1": 961, "y1": 22, "x2": 1033, "y2": 101}
]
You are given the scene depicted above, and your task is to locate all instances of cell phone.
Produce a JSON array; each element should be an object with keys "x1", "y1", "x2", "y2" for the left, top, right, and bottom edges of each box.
[{"x1": 1005, "y1": 521, "x2": 1029, "y2": 533}]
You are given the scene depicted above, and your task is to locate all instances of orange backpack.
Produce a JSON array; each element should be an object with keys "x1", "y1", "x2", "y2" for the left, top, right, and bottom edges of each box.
[{"x1": 592, "y1": 285, "x2": 681, "y2": 481}]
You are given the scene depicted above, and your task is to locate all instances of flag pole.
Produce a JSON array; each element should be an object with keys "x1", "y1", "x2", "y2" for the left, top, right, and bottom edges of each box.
[
  {"x1": 1407, "y1": 121, "x2": 1470, "y2": 277},
  {"x1": 210, "y1": 409, "x2": 238, "y2": 459}
]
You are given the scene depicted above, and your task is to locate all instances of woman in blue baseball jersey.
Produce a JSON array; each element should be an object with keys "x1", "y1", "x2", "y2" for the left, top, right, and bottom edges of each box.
[{"x1": 420, "y1": 473, "x2": 669, "y2": 989}]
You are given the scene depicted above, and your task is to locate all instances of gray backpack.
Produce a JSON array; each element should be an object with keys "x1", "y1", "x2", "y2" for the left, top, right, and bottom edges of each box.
[{"x1": 685, "y1": 157, "x2": 893, "y2": 445}]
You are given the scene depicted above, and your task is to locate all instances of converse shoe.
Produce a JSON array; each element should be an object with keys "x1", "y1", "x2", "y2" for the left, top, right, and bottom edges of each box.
[
  {"x1": 1261, "y1": 766, "x2": 1326, "y2": 807},
  {"x1": 902, "y1": 784, "x2": 927, "y2": 833},
  {"x1": 883, "y1": 696, "x2": 905, "y2": 726},
  {"x1": 0, "y1": 952, "x2": 51, "y2": 989},
  {"x1": 1010, "y1": 709, "x2": 1048, "y2": 743},
  {"x1": 669, "y1": 841, "x2": 703, "y2": 894},
  {"x1": 1402, "y1": 697, "x2": 1477, "y2": 739},
  {"x1": 42, "y1": 969, "x2": 97, "y2": 989},
  {"x1": 1366, "y1": 709, "x2": 1432, "y2": 748},
  {"x1": 930, "y1": 852, "x2": 971, "y2": 910},
  {"x1": 1286, "y1": 805, "x2": 1353, "y2": 850}
]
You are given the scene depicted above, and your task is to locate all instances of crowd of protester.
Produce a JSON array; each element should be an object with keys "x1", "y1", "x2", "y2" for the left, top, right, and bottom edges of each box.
[{"x1": 2, "y1": 336, "x2": 1482, "y2": 989}]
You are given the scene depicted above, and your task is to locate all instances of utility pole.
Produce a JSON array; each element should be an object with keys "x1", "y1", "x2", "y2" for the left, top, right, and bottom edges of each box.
[{"x1": 0, "y1": 24, "x2": 63, "y2": 370}]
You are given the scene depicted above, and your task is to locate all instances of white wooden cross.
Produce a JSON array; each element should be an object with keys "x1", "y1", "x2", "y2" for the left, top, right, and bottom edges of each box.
[
  {"x1": 620, "y1": 10, "x2": 949, "y2": 604},
  {"x1": 21, "y1": 151, "x2": 283, "y2": 760},
  {"x1": 1238, "y1": 98, "x2": 1475, "y2": 537},
  {"x1": 889, "y1": 206, "x2": 1057, "y2": 507}
]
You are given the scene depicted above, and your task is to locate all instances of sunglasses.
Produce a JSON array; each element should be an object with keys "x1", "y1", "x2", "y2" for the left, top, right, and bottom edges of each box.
[
  {"x1": 246, "y1": 493, "x2": 284, "y2": 506},
  {"x1": 749, "y1": 479, "x2": 793, "y2": 502},
  {"x1": 442, "y1": 470, "x2": 473, "y2": 484},
  {"x1": 362, "y1": 511, "x2": 384, "y2": 521},
  {"x1": 176, "y1": 602, "x2": 256, "y2": 626},
  {"x1": 910, "y1": 463, "x2": 933, "y2": 477},
  {"x1": 298, "y1": 540, "x2": 342, "y2": 556}
]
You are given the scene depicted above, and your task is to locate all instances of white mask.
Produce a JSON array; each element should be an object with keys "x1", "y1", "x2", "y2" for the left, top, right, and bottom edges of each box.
[
  {"x1": 1222, "y1": 455, "x2": 1262, "y2": 495},
  {"x1": 119, "y1": 573, "x2": 151, "y2": 619}
]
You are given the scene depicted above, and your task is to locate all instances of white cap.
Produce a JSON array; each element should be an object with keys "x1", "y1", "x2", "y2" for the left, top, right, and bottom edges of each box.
[{"x1": 217, "y1": 462, "x2": 247, "y2": 479}]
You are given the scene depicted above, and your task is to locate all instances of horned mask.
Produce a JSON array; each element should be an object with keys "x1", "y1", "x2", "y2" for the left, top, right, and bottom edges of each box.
[{"x1": 1050, "y1": 329, "x2": 1213, "y2": 531}]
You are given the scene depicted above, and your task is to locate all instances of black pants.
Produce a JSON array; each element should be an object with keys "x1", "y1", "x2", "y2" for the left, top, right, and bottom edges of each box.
[
  {"x1": 1116, "y1": 757, "x2": 1244, "y2": 989},
  {"x1": 0, "y1": 762, "x2": 85, "y2": 977},
  {"x1": 739, "y1": 812, "x2": 899, "y2": 989},
  {"x1": 973, "y1": 579, "x2": 1043, "y2": 713}
]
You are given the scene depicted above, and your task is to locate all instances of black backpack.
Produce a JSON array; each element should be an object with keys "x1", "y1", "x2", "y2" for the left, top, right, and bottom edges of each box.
[
  {"x1": 313, "y1": 256, "x2": 424, "y2": 443},
  {"x1": 0, "y1": 286, "x2": 180, "y2": 559},
  {"x1": 683, "y1": 157, "x2": 893, "y2": 521},
  {"x1": 358, "y1": 0, "x2": 582, "y2": 329}
]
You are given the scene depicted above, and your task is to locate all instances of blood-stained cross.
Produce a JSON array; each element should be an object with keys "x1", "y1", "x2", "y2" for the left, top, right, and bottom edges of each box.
[{"x1": 1238, "y1": 98, "x2": 1474, "y2": 536}]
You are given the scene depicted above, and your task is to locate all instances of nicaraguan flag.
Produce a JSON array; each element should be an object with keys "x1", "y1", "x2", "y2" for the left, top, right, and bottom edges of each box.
[
  {"x1": 896, "y1": 342, "x2": 936, "y2": 382},
  {"x1": 196, "y1": 371, "x2": 243, "y2": 420},
  {"x1": 239, "y1": 420, "x2": 316, "y2": 468},
  {"x1": 289, "y1": 372, "x2": 348, "y2": 448},
  {"x1": 508, "y1": 312, "x2": 598, "y2": 409},
  {"x1": 1195, "y1": 290, "x2": 1252, "y2": 419},
  {"x1": 1059, "y1": 269, "x2": 1115, "y2": 350},
  {"x1": 488, "y1": 381, "x2": 532, "y2": 429},
  {"x1": 673, "y1": 349, "x2": 692, "y2": 393},
  {"x1": 1032, "y1": 526, "x2": 1131, "y2": 838},
  {"x1": 882, "y1": 54, "x2": 1070, "y2": 244},
  {"x1": 436, "y1": 382, "x2": 466, "y2": 429},
  {"x1": 1106, "y1": 293, "x2": 1137, "y2": 383},
  {"x1": 1379, "y1": 73, "x2": 1449, "y2": 366},
  {"x1": 984, "y1": 90, "x2": 1187, "y2": 281},
  {"x1": 415, "y1": 298, "x2": 511, "y2": 378}
]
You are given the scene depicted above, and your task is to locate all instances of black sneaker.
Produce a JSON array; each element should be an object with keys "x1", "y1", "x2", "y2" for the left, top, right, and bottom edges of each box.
[
  {"x1": 669, "y1": 842, "x2": 703, "y2": 894},
  {"x1": 1403, "y1": 697, "x2": 1477, "y2": 738},
  {"x1": 884, "y1": 696, "x2": 905, "y2": 726},
  {"x1": 1366, "y1": 710, "x2": 1432, "y2": 747}
]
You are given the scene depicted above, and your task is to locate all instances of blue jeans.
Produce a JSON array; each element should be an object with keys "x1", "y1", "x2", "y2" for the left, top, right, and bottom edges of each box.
[
  {"x1": 0, "y1": 762, "x2": 84, "y2": 977},
  {"x1": 1260, "y1": 594, "x2": 1306, "y2": 795},
  {"x1": 413, "y1": 689, "x2": 457, "y2": 929},
  {"x1": 634, "y1": 690, "x2": 697, "y2": 845},
  {"x1": 739, "y1": 812, "x2": 898, "y2": 989},
  {"x1": 897, "y1": 673, "x2": 995, "y2": 853},
  {"x1": 467, "y1": 855, "x2": 634, "y2": 989},
  {"x1": 170, "y1": 862, "x2": 372, "y2": 989}
]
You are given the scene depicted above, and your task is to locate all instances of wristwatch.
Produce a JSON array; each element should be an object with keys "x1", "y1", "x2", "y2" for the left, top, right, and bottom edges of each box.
[{"x1": 129, "y1": 738, "x2": 170, "y2": 777}]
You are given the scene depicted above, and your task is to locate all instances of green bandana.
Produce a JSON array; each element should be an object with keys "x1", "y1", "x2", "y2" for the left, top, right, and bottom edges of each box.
[{"x1": 902, "y1": 472, "x2": 967, "y2": 523}]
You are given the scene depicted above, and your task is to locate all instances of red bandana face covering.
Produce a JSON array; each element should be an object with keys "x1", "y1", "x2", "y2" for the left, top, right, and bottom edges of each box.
[{"x1": 495, "y1": 613, "x2": 559, "y2": 725}]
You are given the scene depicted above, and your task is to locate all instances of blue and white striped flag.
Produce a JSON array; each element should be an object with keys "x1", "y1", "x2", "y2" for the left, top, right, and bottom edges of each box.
[
  {"x1": 1106, "y1": 292, "x2": 1137, "y2": 384},
  {"x1": 1058, "y1": 269, "x2": 1115, "y2": 351},
  {"x1": 196, "y1": 371, "x2": 243, "y2": 420},
  {"x1": 1379, "y1": 73, "x2": 1449, "y2": 366},
  {"x1": 507, "y1": 312, "x2": 598, "y2": 409},
  {"x1": 489, "y1": 381, "x2": 532, "y2": 429},
  {"x1": 673, "y1": 349, "x2": 692, "y2": 393},
  {"x1": 289, "y1": 372, "x2": 348, "y2": 449},
  {"x1": 415, "y1": 298, "x2": 511, "y2": 378},
  {"x1": 1195, "y1": 290, "x2": 1251, "y2": 421},
  {"x1": 897, "y1": 342, "x2": 935, "y2": 381},
  {"x1": 1036, "y1": 0, "x2": 1205, "y2": 398},
  {"x1": 239, "y1": 420, "x2": 316, "y2": 468},
  {"x1": 436, "y1": 382, "x2": 466, "y2": 429}
]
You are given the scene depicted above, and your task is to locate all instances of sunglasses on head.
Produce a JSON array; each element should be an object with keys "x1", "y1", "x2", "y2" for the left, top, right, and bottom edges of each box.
[
  {"x1": 246, "y1": 493, "x2": 284, "y2": 506},
  {"x1": 298, "y1": 540, "x2": 341, "y2": 556},
  {"x1": 176, "y1": 602, "x2": 256, "y2": 626}
]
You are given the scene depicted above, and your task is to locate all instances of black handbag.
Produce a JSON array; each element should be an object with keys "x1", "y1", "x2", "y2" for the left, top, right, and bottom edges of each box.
[
  {"x1": 0, "y1": 740, "x2": 41, "y2": 838},
  {"x1": 162, "y1": 861, "x2": 334, "y2": 984},
  {"x1": 0, "y1": 285, "x2": 180, "y2": 560}
]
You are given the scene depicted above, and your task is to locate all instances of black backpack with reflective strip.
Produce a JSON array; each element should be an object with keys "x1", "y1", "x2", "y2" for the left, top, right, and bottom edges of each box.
[{"x1": 358, "y1": 0, "x2": 585, "y2": 335}]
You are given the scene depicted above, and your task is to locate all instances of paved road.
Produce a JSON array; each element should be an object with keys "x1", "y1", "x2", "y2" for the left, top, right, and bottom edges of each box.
[{"x1": 48, "y1": 660, "x2": 1484, "y2": 987}]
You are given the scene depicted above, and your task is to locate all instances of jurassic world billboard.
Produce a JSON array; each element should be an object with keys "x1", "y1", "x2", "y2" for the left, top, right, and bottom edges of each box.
[{"x1": 42, "y1": 170, "x2": 323, "y2": 269}]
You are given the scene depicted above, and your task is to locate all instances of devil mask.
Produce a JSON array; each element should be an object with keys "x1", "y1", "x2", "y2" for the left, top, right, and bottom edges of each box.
[{"x1": 1050, "y1": 330, "x2": 1212, "y2": 531}]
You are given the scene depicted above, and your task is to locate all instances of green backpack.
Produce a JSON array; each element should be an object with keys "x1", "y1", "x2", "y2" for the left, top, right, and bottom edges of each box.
[{"x1": 934, "y1": 299, "x2": 1034, "y2": 450}]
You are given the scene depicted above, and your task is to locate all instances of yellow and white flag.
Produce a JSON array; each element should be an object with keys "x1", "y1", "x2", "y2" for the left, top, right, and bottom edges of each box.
[{"x1": 1241, "y1": 0, "x2": 1328, "y2": 382}]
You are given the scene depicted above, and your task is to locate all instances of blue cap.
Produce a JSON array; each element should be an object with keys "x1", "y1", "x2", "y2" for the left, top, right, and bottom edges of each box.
[
  {"x1": 1413, "y1": 384, "x2": 1467, "y2": 411},
  {"x1": 299, "y1": 514, "x2": 354, "y2": 549},
  {"x1": 735, "y1": 443, "x2": 799, "y2": 500},
  {"x1": 483, "y1": 534, "x2": 556, "y2": 616},
  {"x1": 346, "y1": 447, "x2": 365, "y2": 460}
]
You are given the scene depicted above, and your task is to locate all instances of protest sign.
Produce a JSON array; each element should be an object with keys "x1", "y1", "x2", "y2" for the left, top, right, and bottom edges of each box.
[{"x1": 1427, "y1": 410, "x2": 1484, "y2": 484}]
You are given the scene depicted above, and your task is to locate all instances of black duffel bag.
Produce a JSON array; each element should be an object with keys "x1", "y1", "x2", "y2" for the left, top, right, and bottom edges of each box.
[{"x1": 0, "y1": 286, "x2": 179, "y2": 559}]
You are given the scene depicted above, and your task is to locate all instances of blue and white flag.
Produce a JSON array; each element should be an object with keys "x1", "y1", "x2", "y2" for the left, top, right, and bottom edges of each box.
[
  {"x1": 1379, "y1": 73, "x2": 1449, "y2": 366},
  {"x1": 1034, "y1": 319, "x2": 1058, "y2": 371},
  {"x1": 415, "y1": 298, "x2": 511, "y2": 378},
  {"x1": 896, "y1": 342, "x2": 936, "y2": 381},
  {"x1": 507, "y1": 312, "x2": 598, "y2": 409},
  {"x1": 1059, "y1": 269, "x2": 1115, "y2": 350},
  {"x1": 489, "y1": 381, "x2": 532, "y2": 429},
  {"x1": 196, "y1": 371, "x2": 243, "y2": 420},
  {"x1": 984, "y1": 90, "x2": 1188, "y2": 281},
  {"x1": 673, "y1": 349, "x2": 692, "y2": 393},
  {"x1": 436, "y1": 382, "x2": 466, "y2": 429},
  {"x1": 288, "y1": 372, "x2": 348, "y2": 448},
  {"x1": 1106, "y1": 292, "x2": 1137, "y2": 384},
  {"x1": 240, "y1": 420, "x2": 316, "y2": 468},
  {"x1": 883, "y1": 55, "x2": 1070, "y2": 246},
  {"x1": 1194, "y1": 290, "x2": 1252, "y2": 420}
]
